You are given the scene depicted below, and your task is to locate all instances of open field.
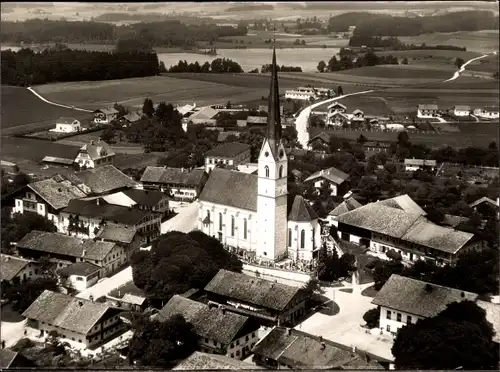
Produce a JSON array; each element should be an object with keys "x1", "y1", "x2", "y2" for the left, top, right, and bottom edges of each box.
[
  {"x1": 113, "y1": 153, "x2": 164, "y2": 170},
  {"x1": 1, "y1": 86, "x2": 92, "y2": 133},
  {"x1": 467, "y1": 54, "x2": 499, "y2": 74},
  {"x1": 376, "y1": 49, "x2": 481, "y2": 61},
  {"x1": 333, "y1": 65, "x2": 452, "y2": 79},
  {"x1": 315, "y1": 95, "x2": 391, "y2": 116},
  {"x1": 398, "y1": 30, "x2": 500, "y2": 54},
  {"x1": 0, "y1": 136, "x2": 80, "y2": 162}
]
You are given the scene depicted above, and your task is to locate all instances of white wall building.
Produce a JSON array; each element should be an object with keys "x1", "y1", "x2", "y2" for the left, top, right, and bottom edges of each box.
[
  {"x1": 453, "y1": 105, "x2": 470, "y2": 117},
  {"x1": 51, "y1": 117, "x2": 81, "y2": 133}
]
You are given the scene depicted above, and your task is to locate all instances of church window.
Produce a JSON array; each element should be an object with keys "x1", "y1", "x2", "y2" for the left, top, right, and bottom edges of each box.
[
  {"x1": 206, "y1": 210, "x2": 210, "y2": 221},
  {"x1": 231, "y1": 216, "x2": 235, "y2": 236},
  {"x1": 265, "y1": 166, "x2": 269, "y2": 178},
  {"x1": 243, "y1": 219, "x2": 248, "y2": 239},
  {"x1": 288, "y1": 228, "x2": 292, "y2": 247},
  {"x1": 219, "y1": 213, "x2": 223, "y2": 231},
  {"x1": 300, "y1": 229, "x2": 305, "y2": 248},
  {"x1": 279, "y1": 165, "x2": 283, "y2": 178}
]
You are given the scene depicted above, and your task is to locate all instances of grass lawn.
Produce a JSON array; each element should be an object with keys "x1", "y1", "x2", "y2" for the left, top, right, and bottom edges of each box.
[
  {"x1": 466, "y1": 54, "x2": 499, "y2": 74},
  {"x1": 113, "y1": 153, "x2": 164, "y2": 170},
  {"x1": 334, "y1": 65, "x2": 453, "y2": 79},
  {"x1": 0, "y1": 136, "x2": 80, "y2": 162},
  {"x1": 361, "y1": 285, "x2": 378, "y2": 298}
]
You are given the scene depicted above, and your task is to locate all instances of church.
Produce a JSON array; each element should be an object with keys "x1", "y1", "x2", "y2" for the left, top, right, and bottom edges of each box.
[{"x1": 197, "y1": 47, "x2": 321, "y2": 263}]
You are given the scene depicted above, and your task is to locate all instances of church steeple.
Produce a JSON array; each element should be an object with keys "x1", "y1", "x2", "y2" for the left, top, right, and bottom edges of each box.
[{"x1": 266, "y1": 42, "x2": 282, "y2": 156}]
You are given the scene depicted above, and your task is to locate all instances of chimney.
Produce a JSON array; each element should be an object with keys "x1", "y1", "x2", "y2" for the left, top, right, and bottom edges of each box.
[
  {"x1": 320, "y1": 342, "x2": 326, "y2": 350},
  {"x1": 96, "y1": 198, "x2": 100, "y2": 206}
]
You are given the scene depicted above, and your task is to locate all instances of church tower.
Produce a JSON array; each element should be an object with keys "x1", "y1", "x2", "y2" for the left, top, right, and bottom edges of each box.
[{"x1": 256, "y1": 46, "x2": 288, "y2": 262}]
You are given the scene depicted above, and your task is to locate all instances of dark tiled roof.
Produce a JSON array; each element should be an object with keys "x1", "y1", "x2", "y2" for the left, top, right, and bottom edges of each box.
[
  {"x1": 0, "y1": 349, "x2": 18, "y2": 369},
  {"x1": 0, "y1": 254, "x2": 32, "y2": 281},
  {"x1": 73, "y1": 165, "x2": 138, "y2": 195},
  {"x1": 123, "y1": 188, "x2": 166, "y2": 207},
  {"x1": 205, "y1": 142, "x2": 251, "y2": 158},
  {"x1": 173, "y1": 352, "x2": 256, "y2": 370},
  {"x1": 158, "y1": 295, "x2": 248, "y2": 345},
  {"x1": 62, "y1": 199, "x2": 153, "y2": 225},
  {"x1": 328, "y1": 197, "x2": 363, "y2": 217},
  {"x1": 199, "y1": 169, "x2": 257, "y2": 211},
  {"x1": 123, "y1": 112, "x2": 142, "y2": 122},
  {"x1": 95, "y1": 107, "x2": 118, "y2": 115},
  {"x1": 253, "y1": 327, "x2": 366, "y2": 369},
  {"x1": 204, "y1": 269, "x2": 301, "y2": 311},
  {"x1": 454, "y1": 105, "x2": 470, "y2": 111},
  {"x1": 377, "y1": 194, "x2": 426, "y2": 215},
  {"x1": 418, "y1": 104, "x2": 438, "y2": 110},
  {"x1": 17, "y1": 231, "x2": 116, "y2": 261},
  {"x1": 305, "y1": 167, "x2": 349, "y2": 185},
  {"x1": 288, "y1": 195, "x2": 318, "y2": 222},
  {"x1": 58, "y1": 262, "x2": 101, "y2": 277},
  {"x1": 308, "y1": 132, "x2": 331, "y2": 144},
  {"x1": 22, "y1": 290, "x2": 113, "y2": 334},
  {"x1": 140, "y1": 167, "x2": 206, "y2": 187},
  {"x1": 95, "y1": 223, "x2": 137, "y2": 244},
  {"x1": 79, "y1": 140, "x2": 115, "y2": 161},
  {"x1": 372, "y1": 274, "x2": 478, "y2": 318},
  {"x1": 28, "y1": 177, "x2": 87, "y2": 210}
]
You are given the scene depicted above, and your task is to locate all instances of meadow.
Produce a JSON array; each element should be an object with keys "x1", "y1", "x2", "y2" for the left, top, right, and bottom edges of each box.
[
  {"x1": 314, "y1": 95, "x2": 391, "y2": 117},
  {"x1": 466, "y1": 54, "x2": 500, "y2": 74},
  {"x1": 333, "y1": 65, "x2": 452, "y2": 79}
]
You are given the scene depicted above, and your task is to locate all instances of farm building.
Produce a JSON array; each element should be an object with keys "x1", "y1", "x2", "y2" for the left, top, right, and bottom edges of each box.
[
  {"x1": 350, "y1": 109, "x2": 365, "y2": 125},
  {"x1": 417, "y1": 104, "x2": 438, "y2": 118},
  {"x1": 204, "y1": 142, "x2": 251, "y2": 173},
  {"x1": 94, "y1": 223, "x2": 141, "y2": 261},
  {"x1": 173, "y1": 352, "x2": 255, "y2": 370},
  {"x1": 74, "y1": 139, "x2": 115, "y2": 169},
  {"x1": 0, "y1": 160, "x2": 20, "y2": 175},
  {"x1": 326, "y1": 196, "x2": 363, "y2": 225},
  {"x1": 327, "y1": 101, "x2": 347, "y2": 114},
  {"x1": 66, "y1": 165, "x2": 138, "y2": 196},
  {"x1": 404, "y1": 158, "x2": 437, "y2": 172},
  {"x1": 52, "y1": 117, "x2": 81, "y2": 133},
  {"x1": 187, "y1": 106, "x2": 219, "y2": 125},
  {"x1": 120, "y1": 112, "x2": 142, "y2": 125},
  {"x1": 304, "y1": 167, "x2": 350, "y2": 197},
  {"x1": 453, "y1": 105, "x2": 470, "y2": 117},
  {"x1": 0, "y1": 254, "x2": 41, "y2": 285},
  {"x1": 473, "y1": 106, "x2": 499, "y2": 120},
  {"x1": 93, "y1": 107, "x2": 118, "y2": 125},
  {"x1": 326, "y1": 111, "x2": 349, "y2": 127},
  {"x1": 308, "y1": 132, "x2": 331, "y2": 151}
]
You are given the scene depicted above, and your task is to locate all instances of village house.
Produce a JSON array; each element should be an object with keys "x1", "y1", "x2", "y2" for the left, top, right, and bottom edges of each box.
[
  {"x1": 453, "y1": 105, "x2": 471, "y2": 117},
  {"x1": 252, "y1": 327, "x2": 385, "y2": 369},
  {"x1": 307, "y1": 132, "x2": 331, "y2": 151},
  {"x1": 417, "y1": 104, "x2": 438, "y2": 118},
  {"x1": 186, "y1": 106, "x2": 219, "y2": 125},
  {"x1": 0, "y1": 160, "x2": 20, "y2": 176},
  {"x1": 58, "y1": 262, "x2": 101, "y2": 292},
  {"x1": 119, "y1": 112, "x2": 142, "y2": 126},
  {"x1": 12, "y1": 175, "x2": 87, "y2": 225},
  {"x1": 473, "y1": 106, "x2": 499, "y2": 120},
  {"x1": 93, "y1": 107, "x2": 119, "y2": 125},
  {"x1": 371, "y1": 274, "x2": 497, "y2": 337},
  {"x1": 304, "y1": 167, "x2": 350, "y2": 197},
  {"x1": 106, "y1": 282, "x2": 147, "y2": 313},
  {"x1": 327, "y1": 101, "x2": 347, "y2": 114},
  {"x1": 245, "y1": 116, "x2": 268, "y2": 127},
  {"x1": 66, "y1": 165, "x2": 138, "y2": 196},
  {"x1": 258, "y1": 104, "x2": 284, "y2": 116},
  {"x1": 95, "y1": 223, "x2": 141, "y2": 261},
  {"x1": 0, "y1": 349, "x2": 36, "y2": 369},
  {"x1": 0, "y1": 254, "x2": 41, "y2": 285},
  {"x1": 469, "y1": 196, "x2": 500, "y2": 219},
  {"x1": 16, "y1": 230, "x2": 125, "y2": 278},
  {"x1": 140, "y1": 166, "x2": 208, "y2": 201},
  {"x1": 404, "y1": 158, "x2": 437, "y2": 172},
  {"x1": 204, "y1": 142, "x2": 252, "y2": 173},
  {"x1": 326, "y1": 110, "x2": 350, "y2": 127},
  {"x1": 60, "y1": 198, "x2": 161, "y2": 245},
  {"x1": 350, "y1": 109, "x2": 365, "y2": 126},
  {"x1": 204, "y1": 269, "x2": 310, "y2": 327},
  {"x1": 23, "y1": 290, "x2": 125, "y2": 348},
  {"x1": 173, "y1": 351, "x2": 255, "y2": 370},
  {"x1": 74, "y1": 139, "x2": 115, "y2": 169},
  {"x1": 157, "y1": 295, "x2": 260, "y2": 360},
  {"x1": 334, "y1": 195, "x2": 481, "y2": 265},
  {"x1": 362, "y1": 141, "x2": 391, "y2": 153},
  {"x1": 101, "y1": 188, "x2": 170, "y2": 220},
  {"x1": 52, "y1": 117, "x2": 81, "y2": 133}
]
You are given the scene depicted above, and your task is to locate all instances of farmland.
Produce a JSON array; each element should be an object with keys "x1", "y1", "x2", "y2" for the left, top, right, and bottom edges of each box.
[
  {"x1": 332, "y1": 65, "x2": 452, "y2": 79},
  {"x1": 466, "y1": 54, "x2": 500, "y2": 74}
]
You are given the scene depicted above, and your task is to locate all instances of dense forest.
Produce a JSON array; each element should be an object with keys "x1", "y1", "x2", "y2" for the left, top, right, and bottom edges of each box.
[
  {"x1": 328, "y1": 11, "x2": 498, "y2": 36},
  {"x1": 0, "y1": 19, "x2": 248, "y2": 47},
  {"x1": 1, "y1": 47, "x2": 160, "y2": 86},
  {"x1": 317, "y1": 51, "x2": 399, "y2": 73},
  {"x1": 167, "y1": 58, "x2": 243, "y2": 73}
]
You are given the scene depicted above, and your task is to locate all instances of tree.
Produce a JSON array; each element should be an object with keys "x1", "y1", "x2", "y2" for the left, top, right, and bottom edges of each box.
[
  {"x1": 488, "y1": 141, "x2": 497, "y2": 150},
  {"x1": 386, "y1": 249, "x2": 402, "y2": 261},
  {"x1": 401, "y1": 57, "x2": 408, "y2": 65},
  {"x1": 392, "y1": 301, "x2": 498, "y2": 369},
  {"x1": 363, "y1": 307, "x2": 380, "y2": 328},
  {"x1": 337, "y1": 86, "x2": 343, "y2": 96},
  {"x1": 100, "y1": 127, "x2": 115, "y2": 143},
  {"x1": 454, "y1": 57, "x2": 465, "y2": 69},
  {"x1": 373, "y1": 260, "x2": 403, "y2": 290},
  {"x1": 356, "y1": 134, "x2": 367, "y2": 144},
  {"x1": 113, "y1": 103, "x2": 128, "y2": 118},
  {"x1": 226, "y1": 101, "x2": 232, "y2": 109},
  {"x1": 302, "y1": 278, "x2": 323, "y2": 296},
  {"x1": 142, "y1": 98, "x2": 155, "y2": 117},
  {"x1": 317, "y1": 60, "x2": 326, "y2": 72},
  {"x1": 397, "y1": 131, "x2": 410, "y2": 147},
  {"x1": 3, "y1": 277, "x2": 59, "y2": 312},
  {"x1": 1, "y1": 212, "x2": 57, "y2": 251},
  {"x1": 128, "y1": 315, "x2": 198, "y2": 367}
]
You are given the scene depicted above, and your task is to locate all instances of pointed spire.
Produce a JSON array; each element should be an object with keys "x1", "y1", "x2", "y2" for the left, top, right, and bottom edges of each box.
[{"x1": 267, "y1": 26, "x2": 282, "y2": 155}]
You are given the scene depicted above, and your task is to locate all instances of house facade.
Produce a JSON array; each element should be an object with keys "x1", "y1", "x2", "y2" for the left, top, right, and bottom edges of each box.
[
  {"x1": 404, "y1": 158, "x2": 437, "y2": 172},
  {"x1": 74, "y1": 140, "x2": 115, "y2": 169},
  {"x1": 0, "y1": 254, "x2": 41, "y2": 285},
  {"x1": 204, "y1": 142, "x2": 251, "y2": 173},
  {"x1": 53, "y1": 117, "x2": 81, "y2": 133},
  {"x1": 473, "y1": 106, "x2": 499, "y2": 119},
  {"x1": 93, "y1": 107, "x2": 118, "y2": 125},
  {"x1": 304, "y1": 167, "x2": 350, "y2": 197},
  {"x1": 326, "y1": 111, "x2": 349, "y2": 127},
  {"x1": 417, "y1": 104, "x2": 438, "y2": 118},
  {"x1": 453, "y1": 105, "x2": 470, "y2": 117},
  {"x1": 58, "y1": 262, "x2": 101, "y2": 292}
]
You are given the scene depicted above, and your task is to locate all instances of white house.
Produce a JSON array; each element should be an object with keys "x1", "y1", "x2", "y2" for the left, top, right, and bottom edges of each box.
[
  {"x1": 74, "y1": 139, "x2": 115, "y2": 169},
  {"x1": 204, "y1": 142, "x2": 252, "y2": 173},
  {"x1": 58, "y1": 262, "x2": 101, "y2": 292},
  {"x1": 417, "y1": 104, "x2": 438, "y2": 118},
  {"x1": 285, "y1": 86, "x2": 333, "y2": 101},
  {"x1": 453, "y1": 105, "x2": 470, "y2": 117},
  {"x1": 304, "y1": 167, "x2": 350, "y2": 197},
  {"x1": 51, "y1": 117, "x2": 82, "y2": 133},
  {"x1": 372, "y1": 274, "x2": 479, "y2": 335},
  {"x1": 473, "y1": 106, "x2": 499, "y2": 120},
  {"x1": 93, "y1": 107, "x2": 118, "y2": 125},
  {"x1": 404, "y1": 158, "x2": 437, "y2": 172}
]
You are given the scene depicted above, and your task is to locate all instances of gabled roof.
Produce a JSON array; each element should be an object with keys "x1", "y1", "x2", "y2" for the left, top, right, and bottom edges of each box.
[
  {"x1": 308, "y1": 132, "x2": 331, "y2": 144},
  {"x1": 0, "y1": 349, "x2": 34, "y2": 369},
  {"x1": 204, "y1": 269, "x2": 301, "y2": 311},
  {"x1": 102, "y1": 192, "x2": 137, "y2": 207},
  {"x1": 123, "y1": 188, "x2": 166, "y2": 207},
  {"x1": 469, "y1": 196, "x2": 499, "y2": 208},
  {"x1": 199, "y1": 168, "x2": 257, "y2": 211},
  {"x1": 327, "y1": 101, "x2": 347, "y2": 110},
  {"x1": 0, "y1": 254, "x2": 33, "y2": 281},
  {"x1": 418, "y1": 104, "x2": 438, "y2": 110},
  {"x1": 205, "y1": 142, "x2": 251, "y2": 158},
  {"x1": 42, "y1": 156, "x2": 75, "y2": 165},
  {"x1": 377, "y1": 194, "x2": 427, "y2": 215},
  {"x1": 123, "y1": 112, "x2": 142, "y2": 122},
  {"x1": 328, "y1": 197, "x2": 363, "y2": 217},
  {"x1": 404, "y1": 158, "x2": 437, "y2": 167},
  {"x1": 94, "y1": 107, "x2": 118, "y2": 115},
  {"x1": 22, "y1": 290, "x2": 115, "y2": 334},
  {"x1": 352, "y1": 109, "x2": 364, "y2": 115},
  {"x1": 17, "y1": 231, "x2": 117, "y2": 261},
  {"x1": 71, "y1": 165, "x2": 138, "y2": 195},
  {"x1": 173, "y1": 351, "x2": 256, "y2": 370},
  {"x1": 62, "y1": 199, "x2": 154, "y2": 225},
  {"x1": 454, "y1": 105, "x2": 470, "y2": 111},
  {"x1": 189, "y1": 107, "x2": 218, "y2": 121},
  {"x1": 58, "y1": 261, "x2": 101, "y2": 277},
  {"x1": 28, "y1": 177, "x2": 87, "y2": 210},
  {"x1": 56, "y1": 117, "x2": 79, "y2": 125},
  {"x1": 140, "y1": 167, "x2": 206, "y2": 187},
  {"x1": 372, "y1": 274, "x2": 478, "y2": 318},
  {"x1": 158, "y1": 295, "x2": 249, "y2": 345},
  {"x1": 78, "y1": 140, "x2": 115, "y2": 161},
  {"x1": 288, "y1": 195, "x2": 318, "y2": 222},
  {"x1": 95, "y1": 223, "x2": 137, "y2": 244},
  {"x1": 305, "y1": 167, "x2": 349, "y2": 185},
  {"x1": 253, "y1": 327, "x2": 380, "y2": 369}
]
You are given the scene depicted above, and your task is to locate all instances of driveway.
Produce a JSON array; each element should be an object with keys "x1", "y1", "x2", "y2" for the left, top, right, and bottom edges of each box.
[
  {"x1": 77, "y1": 266, "x2": 133, "y2": 300},
  {"x1": 296, "y1": 283, "x2": 395, "y2": 362},
  {"x1": 1, "y1": 304, "x2": 27, "y2": 347}
]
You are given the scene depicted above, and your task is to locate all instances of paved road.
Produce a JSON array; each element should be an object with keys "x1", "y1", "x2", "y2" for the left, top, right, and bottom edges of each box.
[
  {"x1": 77, "y1": 266, "x2": 133, "y2": 300},
  {"x1": 161, "y1": 201, "x2": 199, "y2": 234},
  {"x1": 0, "y1": 304, "x2": 27, "y2": 347}
]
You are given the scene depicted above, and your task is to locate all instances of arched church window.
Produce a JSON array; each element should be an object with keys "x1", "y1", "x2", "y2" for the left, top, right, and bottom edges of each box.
[
  {"x1": 231, "y1": 215, "x2": 235, "y2": 236},
  {"x1": 288, "y1": 228, "x2": 292, "y2": 247},
  {"x1": 300, "y1": 229, "x2": 305, "y2": 249},
  {"x1": 206, "y1": 210, "x2": 210, "y2": 219},
  {"x1": 279, "y1": 165, "x2": 283, "y2": 178},
  {"x1": 219, "y1": 212, "x2": 223, "y2": 231},
  {"x1": 243, "y1": 219, "x2": 248, "y2": 239},
  {"x1": 265, "y1": 166, "x2": 270, "y2": 178}
]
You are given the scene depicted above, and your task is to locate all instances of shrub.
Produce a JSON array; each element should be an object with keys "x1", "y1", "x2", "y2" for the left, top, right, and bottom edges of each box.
[
  {"x1": 363, "y1": 307, "x2": 380, "y2": 328},
  {"x1": 386, "y1": 249, "x2": 402, "y2": 261},
  {"x1": 11, "y1": 338, "x2": 34, "y2": 351}
]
